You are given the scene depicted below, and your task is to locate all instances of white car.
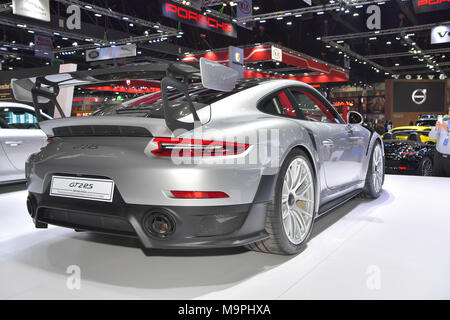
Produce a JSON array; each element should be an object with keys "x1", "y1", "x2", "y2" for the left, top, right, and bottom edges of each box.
[{"x1": 0, "y1": 102, "x2": 52, "y2": 184}]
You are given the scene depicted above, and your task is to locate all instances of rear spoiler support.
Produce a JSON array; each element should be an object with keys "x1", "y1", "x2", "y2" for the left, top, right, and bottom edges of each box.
[{"x1": 31, "y1": 77, "x2": 66, "y2": 122}]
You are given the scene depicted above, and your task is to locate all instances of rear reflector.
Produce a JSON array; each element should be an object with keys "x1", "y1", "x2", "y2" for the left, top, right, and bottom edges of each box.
[
  {"x1": 151, "y1": 137, "x2": 249, "y2": 157},
  {"x1": 398, "y1": 167, "x2": 407, "y2": 170},
  {"x1": 170, "y1": 191, "x2": 230, "y2": 199}
]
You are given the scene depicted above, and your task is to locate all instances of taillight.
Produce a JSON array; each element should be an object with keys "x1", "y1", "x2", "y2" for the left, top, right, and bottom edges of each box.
[
  {"x1": 401, "y1": 151, "x2": 416, "y2": 155},
  {"x1": 40, "y1": 137, "x2": 54, "y2": 152},
  {"x1": 151, "y1": 137, "x2": 249, "y2": 157},
  {"x1": 170, "y1": 191, "x2": 229, "y2": 199}
]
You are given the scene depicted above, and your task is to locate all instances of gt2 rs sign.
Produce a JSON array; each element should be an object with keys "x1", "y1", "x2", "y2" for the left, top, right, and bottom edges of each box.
[
  {"x1": 412, "y1": 0, "x2": 450, "y2": 13},
  {"x1": 161, "y1": 1, "x2": 237, "y2": 38}
]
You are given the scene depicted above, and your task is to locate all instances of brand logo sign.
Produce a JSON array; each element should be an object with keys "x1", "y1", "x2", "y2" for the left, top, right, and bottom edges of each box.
[
  {"x1": 229, "y1": 46, "x2": 244, "y2": 78},
  {"x1": 412, "y1": 89, "x2": 427, "y2": 105},
  {"x1": 237, "y1": 0, "x2": 253, "y2": 30},
  {"x1": 412, "y1": 0, "x2": 450, "y2": 13},
  {"x1": 162, "y1": 1, "x2": 236, "y2": 38},
  {"x1": 271, "y1": 46, "x2": 283, "y2": 62},
  {"x1": 12, "y1": 0, "x2": 50, "y2": 22},
  {"x1": 431, "y1": 25, "x2": 450, "y2": 44}
]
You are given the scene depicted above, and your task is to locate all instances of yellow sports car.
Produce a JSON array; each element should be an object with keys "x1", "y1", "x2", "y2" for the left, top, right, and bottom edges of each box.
[{"x1": 382, "y1": 126, "x2": 437, "y2": 143}]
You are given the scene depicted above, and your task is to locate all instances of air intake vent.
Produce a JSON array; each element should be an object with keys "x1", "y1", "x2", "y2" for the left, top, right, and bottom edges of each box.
[{"x1": 53, "y1": 125, "x2": 152, "y2": 137}]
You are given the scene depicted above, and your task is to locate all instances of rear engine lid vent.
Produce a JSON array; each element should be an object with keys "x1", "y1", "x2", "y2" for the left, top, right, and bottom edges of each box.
[{"x1": 53, "y1": 125, "x2": 152, "y2": 137}]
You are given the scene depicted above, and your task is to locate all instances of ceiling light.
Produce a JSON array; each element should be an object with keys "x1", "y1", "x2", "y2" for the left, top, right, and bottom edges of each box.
[{"x1": 95, "y1": 13, "x2": 102, "y2": 17}]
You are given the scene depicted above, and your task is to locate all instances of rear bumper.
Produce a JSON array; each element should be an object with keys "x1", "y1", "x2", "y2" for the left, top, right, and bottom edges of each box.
[{"x1": 27, "y1": 176, "x2": 276, "y2": 249}]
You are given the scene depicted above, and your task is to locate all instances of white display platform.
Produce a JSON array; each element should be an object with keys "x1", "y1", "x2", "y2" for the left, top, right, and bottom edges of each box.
[{"x1": 1, "y1": 175, "x2": 449, "y2": 299}]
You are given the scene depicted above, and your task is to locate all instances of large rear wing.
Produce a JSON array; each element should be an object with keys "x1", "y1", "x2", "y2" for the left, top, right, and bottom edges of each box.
[{"x1": 11, "y1": 59, "x2": 238, "y2": 131}]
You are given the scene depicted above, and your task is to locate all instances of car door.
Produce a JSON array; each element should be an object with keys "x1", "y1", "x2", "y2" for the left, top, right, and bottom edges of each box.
[
  {"x1": 0, "y1": 122, "x2": 20, "y2": 182},
  {"x1": 0, "y1": 105, "x2": 47, "y2": 174},
  {"x1": 287, "y1": 87, "x2": 366, "y2": 189}
]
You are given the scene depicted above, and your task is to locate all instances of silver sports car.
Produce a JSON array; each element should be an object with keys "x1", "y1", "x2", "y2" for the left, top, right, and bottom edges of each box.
[
  {"x1": 0, "y1": 102, "x2": 51, "y2": 184},
  {"x1": 12, "y1": 60, "x2": 384, "y2": 255}
]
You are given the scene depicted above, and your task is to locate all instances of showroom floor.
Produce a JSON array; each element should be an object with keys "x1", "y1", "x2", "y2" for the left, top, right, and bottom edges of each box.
[{"x1": 1, "y1": 174, "x2": 449, "y2": 300}]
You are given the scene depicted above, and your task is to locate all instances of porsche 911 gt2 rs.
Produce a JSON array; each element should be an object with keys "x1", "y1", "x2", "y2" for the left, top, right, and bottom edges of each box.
[{"x1": 12, "y1": 59, "x2": 384, "y2": 255}]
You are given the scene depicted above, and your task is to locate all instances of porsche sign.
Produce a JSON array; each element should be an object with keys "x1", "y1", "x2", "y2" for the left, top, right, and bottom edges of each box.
[
  {"x1": 412, "y1": 0, "x2": 450, "y2": 13},
  {"x1": 161, "y1": 0, "x2": 237, "y2": 38}
]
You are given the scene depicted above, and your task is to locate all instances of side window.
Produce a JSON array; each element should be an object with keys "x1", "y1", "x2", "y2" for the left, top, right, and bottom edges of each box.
[
  {"x1": 259, "y1": 90, "x2": 298, "y2": 118},
  {"x1": 289, "y1": 88, "x2": 341, "y2": 124},
  {"x1": 0, "y1": 107, "x2": 40, "y2": 129}
]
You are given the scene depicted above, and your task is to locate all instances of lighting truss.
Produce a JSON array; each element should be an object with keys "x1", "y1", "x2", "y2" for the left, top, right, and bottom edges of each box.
[
  {"x1": 0, "y1": 40, "x2": 35, "y2": 52},
  {"x1": 53, "y1": 32, "x2": 176, "y2": 53},
  {"x1": 0, "y1": 2, "x2": 11, "y2": 13},
  {"x1": 0, "y1": 15, "x2": 107, "y2": 45},
  {"x1": 365, "y1": 48, "x2": 450, "y2": 60},
  {"x1": 364, "y1": 48, "x2": 450, "y2": 60},
  {"x1": 326, "y1": 40, "x2": 395, "y2": 76},
  {"x1": 236, "y1": 0, "x2": 391, "y2": 23},
  {"x1": 320, "y1": 21, "x2": 450, "y2": 41},
  {"x1": 386, "y1": 63, "x2": 447, "y2": 71},
  {"x1": 53, "y1": 0, "x2": 177, "y2": 34},
  {"x1": 394, "y1": 68, "x2": 450, "y2": 76}
]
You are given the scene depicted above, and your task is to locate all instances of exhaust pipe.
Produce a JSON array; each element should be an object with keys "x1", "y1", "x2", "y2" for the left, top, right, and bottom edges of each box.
[
  {"x1": 143, "y1": 211, "x2": 175, "y2": 238},
  {"x1": 26, "y1": 196, "x2": 35, "y2": 218}
]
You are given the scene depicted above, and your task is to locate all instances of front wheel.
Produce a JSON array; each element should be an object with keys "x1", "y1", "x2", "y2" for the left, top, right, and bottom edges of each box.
[
  {"x1": 247, "y1": 149, "x2": 316, "y2": 255},
  {"x1": 360, "y1": 142, "x2": 384, "y2": 199},
  {"x1": 419, "y1": 157, "x2": 433, "y2": 176}
]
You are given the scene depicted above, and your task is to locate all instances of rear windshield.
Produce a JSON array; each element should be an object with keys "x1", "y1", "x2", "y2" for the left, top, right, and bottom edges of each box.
[{"x1": 92, "y1": 82, "x2": 259, "y2": 119}]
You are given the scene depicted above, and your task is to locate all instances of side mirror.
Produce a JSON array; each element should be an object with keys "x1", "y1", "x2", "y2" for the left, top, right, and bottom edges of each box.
[{"x1": 347, "y1": 111, "x2": 364, "y2": 125}]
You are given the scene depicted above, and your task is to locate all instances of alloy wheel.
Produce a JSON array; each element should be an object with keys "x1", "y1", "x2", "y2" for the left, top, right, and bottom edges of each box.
[
  {"x1": 372, "y1": 144, "x2": 384, "y2": 194},
  {"x1": 281, "y1": 157, "x2": 315, "y2": 245}
]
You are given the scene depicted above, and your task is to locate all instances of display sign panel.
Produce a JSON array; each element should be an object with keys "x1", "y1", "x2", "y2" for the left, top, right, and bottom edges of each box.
[
  {"x1": 237, "y1": 0, "x2": 253, "y2": 30},
  {"x1": 161, "y1": 0, "x2": 237, "y2": 38},
  {"x1": 412, "y1": 0, "x2": 450, "y2": 14},
  {"x1": 86, "y1": 44, "x2": 136, "y2": 62},
  {"x1": 228, "y1": 46, "x2": 244, "y2": 78},
  {"x1": 271, "y1": 46, "x2": 283, "y2": 62},
  {"x1": 393, "y1": 81, "x2": 446, "y2": 113},
  {"x1": 431, "y1": 25, "x2": 450, "y2": 44},
  {"x1": 34, "y1": 34, "x2": 54, "y2": 59},
  {"x1": 12, "y1": 0, "x2": 50, "y2": 22}
]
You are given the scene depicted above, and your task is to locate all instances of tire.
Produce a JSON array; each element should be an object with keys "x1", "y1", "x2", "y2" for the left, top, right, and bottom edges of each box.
[
  {"x1": 360, "y1": 141, "x2": 384, "y2": 199},
  {"x1": 247, "y1": 149, "x2": 316, "y2": 255},
  {"x1": 419, "y1": 157, "x2": 433, "y2": 176}
]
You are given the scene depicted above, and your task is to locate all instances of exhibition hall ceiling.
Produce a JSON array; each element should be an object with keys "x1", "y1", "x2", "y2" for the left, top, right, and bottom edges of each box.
[{"x1": 0, "y1": 0, "x2": 449, "y2": 83}]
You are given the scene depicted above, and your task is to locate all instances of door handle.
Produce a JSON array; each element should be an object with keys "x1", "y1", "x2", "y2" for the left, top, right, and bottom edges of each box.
[{"x1": 5, "y1": 141, "x2": 22, "y2": 147}]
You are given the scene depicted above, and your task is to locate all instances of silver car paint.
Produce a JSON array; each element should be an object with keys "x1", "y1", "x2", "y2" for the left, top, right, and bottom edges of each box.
[
  {"x1": 28, "y1": 80, "x2": 382, "y2": 213},
  {"x1": 0, "y1": 102, "x2": 50, "y2": 183}
]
